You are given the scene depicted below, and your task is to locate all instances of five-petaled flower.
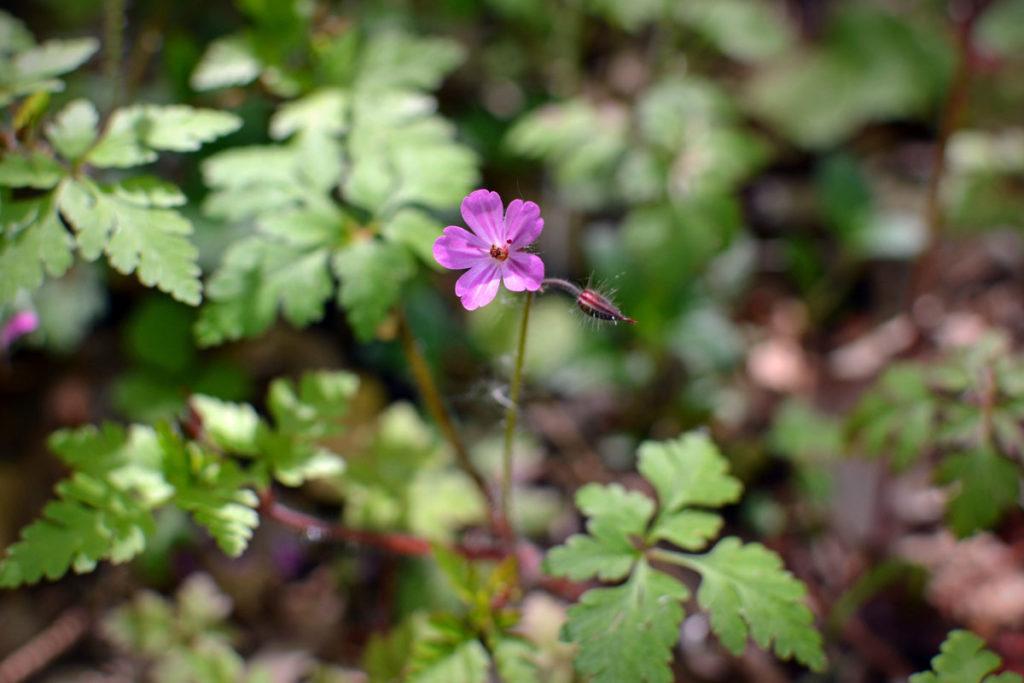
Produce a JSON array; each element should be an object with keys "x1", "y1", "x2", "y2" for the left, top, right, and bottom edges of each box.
[{"x1": 433, "y1": 189, "x2": 545, "y2": 310}]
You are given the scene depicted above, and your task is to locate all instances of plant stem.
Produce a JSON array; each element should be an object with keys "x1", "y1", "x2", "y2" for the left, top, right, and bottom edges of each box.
[
  {"x1": 395, "y1": 309, "x2": 508, "y2": 538},
  {"x1": 103, "y1": 0, "x2": 124, "y2": 109},
  {"x1": 501, "y1": 291, "x2": 533, "y2": 540}
]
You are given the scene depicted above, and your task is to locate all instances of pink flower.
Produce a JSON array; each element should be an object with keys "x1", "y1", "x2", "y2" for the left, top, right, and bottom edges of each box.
[
  {"x1": 433, "y1": 189, "x2": 545, "y2": 310},
  {"x1": 1, "y1": 310, "x2": 39, "y2": 349}
]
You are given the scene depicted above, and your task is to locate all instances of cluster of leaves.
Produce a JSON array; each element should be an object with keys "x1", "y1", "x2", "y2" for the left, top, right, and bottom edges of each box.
[
  {"x1": 847, "y1": 333, "x2": 1024, "y2": 536},
  {"x1": 911, "y1": 629, "x2": 1022, "y2": 683},
  {"x1": 105, "y1": 572, "x2": 349, "y2": 682},
  {"x1": 0, "y1": 370, "x2": 353, "y2": 587},
  {"x1": 0, "y1": 12, "x2": 240, "y2": 309},
  {"x1": 543, "y1": 431, "x2": 826, "y2": 681},
  {"x1": 365, "y1": 550, "x2": 537, "y2": 682},
  {"x1": 192, "y1": 0, "x2": 477, "y2": 345}
]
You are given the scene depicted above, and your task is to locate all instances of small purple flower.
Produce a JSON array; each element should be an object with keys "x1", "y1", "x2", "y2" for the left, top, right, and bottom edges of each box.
[
  {"x1": 1, "y1": 310, "x2": 39, "y2": 350},
  {"x1": 433, "y1": 189, "x2": 545, "y2": 310}
]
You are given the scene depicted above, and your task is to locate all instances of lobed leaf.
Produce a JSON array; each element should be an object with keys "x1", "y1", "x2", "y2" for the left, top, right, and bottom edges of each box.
[
  {"x1": 683, "y1": 537, "x2": 826, "y2": 671},
  {"x1": 45, "y1": 98, "x2": 99, "y2": 161},
  {"x1": 58, "y1": 178, "x2": 202, "y2": 305},
  {"x1": 0, "y1": 195, "x2": 74, "y2": 305},
  {"x1": 637, "y1": 432, "x2": 742, "y2": 513},
  {"x1": 938, "y1": 448, "x2": 1020, "y2": 537},
  {"x1": 562, "y1": 561, "x2": 689, "y2": 683},
  {"x1": 333, "y1": 239, "x2": 415, "y2": 341},
  {"x1": 544, "y1": 483, "x2": 653, "y2": 582},
  {"x1": 910, "y1": 629, "x2": 1022, "y2": 683},
  {"x1": 87, "y1": 105, "x2": 242, "y2": 168}
]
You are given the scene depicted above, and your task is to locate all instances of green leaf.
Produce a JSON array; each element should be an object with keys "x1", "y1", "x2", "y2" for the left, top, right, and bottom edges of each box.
[
  {"x1": 563, "y1": 561, "x2": 689, "y2": 683},
  {"x1": 491, "y1": 636, "x2": 540, "y2": 683},
  {"x1": 745, "y1": 5, "x2": 953, "y2": 148},
  {"x1": 637, "y1": 432, "x2": 742, "y2": 513},
  {"x1": 910, "y1": 629, "x2": 1023, "y2": 683},
  {"x1": 58, "y1": 178, "x2": 201, "y2": 305},
  {"x1": 45, "y1": 98, "x2": 99, "y2": 161},
  {"x1": 269, "y1": 88, "x2": 348, "y2": 139},
  {"x1": 0, "y1": 11, "x2": 34, "y2": 54},
  {"x1": 0, "y1": 152, "x2": 64, "y2": 189},
  {"x1": 354, "y1": 31, "x2": 465, "y2": 93},
  {"x1": 195, "y1": 236, "x2": 334, "y2": 345},
  {"x1": 675, "y1": 0, "x2": 794, "y2": 62},
  {"x1": 0, "y1": 195, "x2": 74, "y2": 305},
  {"x1": 648, "y1": 509, "x2": 723, "y2": 551},
  {"x1": 333, "y1": 239, "x2": 414, "y2": 341},
  {"x1": 683, "y1": 537, "x2": 826, "y2": 671},
  {"x1": 259, "y1": 371, "x2": 354, "y2": 486},
  {"x1": 0, "y1": 423, "x2": 164, "y2": 587},
  {"x1": 112, "y1": 175, "x2": 187, "y2": 207},
  {"x1": 267, "y1": 371, "x2": 357, "y2": 437},
  {"x1": 190, "y1": 35, "x2": 262, "y2": 91},
  {"x1": 938, "y1": 448, "x2": 1020, "y2": 537},
  {"x1": 543, "y1": 483, "x2": 653, "y2": 581},
  {"x1": 88, "y1": 105, "x2": 242, "y2": 168},
  {"x1": 381, "y1": 209, "x2": 445, "y2": 268},
  {"x1": 0, "y1": 37, "x2": 99, "y2": 105},
  {"x1": 408, "y1": 617, "x2": 489, "y2": 683},
  {"x1": 159, "y1": 425, "x2": 259, "y2": 557},
  {"x1": 191, "y1": 395, "x2": 262, "y2": 457}
]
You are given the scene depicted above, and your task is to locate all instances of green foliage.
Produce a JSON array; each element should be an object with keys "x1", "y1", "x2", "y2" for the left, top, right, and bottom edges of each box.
[
  {"x1": 910, "y1": 630, "x2": 1023, "y2": 683},
  {"x1": 544, "y1": 432, "x2": 826, "y2": 680},
  {"x1": 848, "y1": 334, "x2": 1024, "y2": 535},
  {"x1": 745, "y1": 4, "x2": 954, "y2": 148},
  {"x1": 195, "y1": 24, "x2": 476, "y2": 344},
  {"x1": 1, "y1": 89, "x2": 240, "y2": 307},
  {"x1": 0, "y1": 371, "x2": 355, "y2": 587},
  {"x1": 0, "y1": 10, "x2": 99, "y2": 107},
  {"x1": 105, "y1": 573, "x2": 277, "y2": 683}
]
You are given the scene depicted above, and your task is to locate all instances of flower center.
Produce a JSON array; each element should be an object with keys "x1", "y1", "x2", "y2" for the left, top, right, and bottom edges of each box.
[{"x1": 489, "y1": 241, "x2": 510, "y2": 261}]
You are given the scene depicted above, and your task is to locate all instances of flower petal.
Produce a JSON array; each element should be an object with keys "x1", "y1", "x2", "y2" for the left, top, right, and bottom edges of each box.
[
  {"x1": 433, "y1": 226, "x2": 488, "y2": 270},
  {"x1": 455, "y1": 261, "x2": 502, "y2": 310},
  {"x1": 504, "y1": 199, "x2": 543, "y2": 248},
  {"x1": 461, "y1": 189, "x2": 505, "y2": 245},
  {"x1": 502, "y1": 252, "x2": 544, "y2": 292}
]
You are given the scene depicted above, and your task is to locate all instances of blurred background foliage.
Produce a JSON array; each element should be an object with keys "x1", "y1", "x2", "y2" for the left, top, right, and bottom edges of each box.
[{"x1": 5, "y1": 0, "x2": 1024, "y2": 679}]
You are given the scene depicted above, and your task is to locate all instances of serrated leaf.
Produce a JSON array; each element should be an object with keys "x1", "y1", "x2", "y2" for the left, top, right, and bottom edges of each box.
[
  {"x1": 938, "y1": 448, "x2": 1020, "y2": 537},
  {"x1": 910, "y1": 629, "x2": 1023, "y2": 683},
  {"x1": 683, "y1": 537, "x2": 826, "y2": 671},
  {"x1": 0, "y1": 11, "x2": 34, "y2": 54},
  {"x1": 563, "y1": 561, "x2": 688, "y2": 683},
  {"x1": 159, "y1": 425, "x2": 259, "y2": 557},
  {"x1": 190, "y1": 35, "x2": 262, "y2": 91},
  {"x1": 333, "y1": 239, "x2": 414, "y2": 341},
  {"x1": 45, "y1": 98, "x2": 99, "y2": 161},
  {"x1": 267, "y1": 370, "x2": 357, "y2": 437},
  {"x1": 58, "y1": 178, "x2": 201, "y2": 304},
  {"x1": 354, "y1": 31, "x2": 464, "y2": 93},
  {"x1": 0, "y1": 152, "x2": 64, "y2": 189},
  {"x1": 0, "y1": 37, "x2": 99, "y2": 105},
  {"x1": 381, "y1": 208, "x2": 445, "y2": 267},
  {"x1": 112, "y1": 176, "x2": 187, "y2": 207},
  {"x1": 491, "y1": 636, "x2": 540, "y2": 683},
  {"x1": 0, "y1": 195, "x2": 74, "y2": 304},
  {"x1": 195, "y1": 236, "x2": 334, "y2": 345},
  {"x1": 10, "y1": 37, "x2": 99, "y2": 83},
  {"x1": 637, "y1": 432, "x2": 742, "y2": 513},
  {"x1": 0, "y1": 423, "x2": 162, "y2": 587},
  {"x1": 190, "y1": 395, "x2": 262, "y2": 457},
  {"x1": 649, "y1": 509, "x2": 723, "y2": 551},
  {"x1": 409, "y1": 617, "x2": 489, "y2": 683},
  {"x1": 269, "y1": 88, "x2": 348, "y2": 139},
  {"x1": 88, "y1": 105, "x2": 241, "y2": 168},
  {"x1": 543, "y1": 483, "x2": 653, "y2": 581}
]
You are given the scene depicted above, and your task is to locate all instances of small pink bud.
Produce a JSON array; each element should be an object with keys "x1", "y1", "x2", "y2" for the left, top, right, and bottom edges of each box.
[{"x1": 576, "y1": 289, "x2": 636, "y2": 325}]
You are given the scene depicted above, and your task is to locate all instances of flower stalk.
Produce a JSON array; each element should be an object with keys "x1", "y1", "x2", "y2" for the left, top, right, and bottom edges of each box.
[{"x1": 501, "y1": 290, "x2": 533, "y2": 540}]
